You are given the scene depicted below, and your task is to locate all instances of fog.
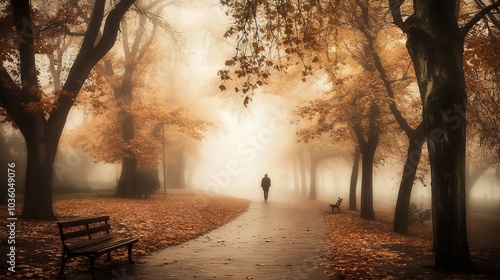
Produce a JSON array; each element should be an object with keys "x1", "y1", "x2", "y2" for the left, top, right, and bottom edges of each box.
[{"x1": 1, "y1": 1, "x2": 499, "y2": 216}]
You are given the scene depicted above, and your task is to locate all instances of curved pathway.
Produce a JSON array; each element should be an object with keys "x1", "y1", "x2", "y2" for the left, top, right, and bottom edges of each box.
[{"x1": 76, "y1": 195, "x2": 332, "y2": 279}]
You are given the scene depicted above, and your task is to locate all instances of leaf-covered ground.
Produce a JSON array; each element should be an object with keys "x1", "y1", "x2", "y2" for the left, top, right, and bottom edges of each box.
[
  {"x1": 321, "y1": 205, "x2": 500, "y2": 279},
  {"x1": 2, "y1": 195, "x2": 499, "y2": 280},
  {"x1": 0, "y1": 193, "x2": 250, "y2": 279}
]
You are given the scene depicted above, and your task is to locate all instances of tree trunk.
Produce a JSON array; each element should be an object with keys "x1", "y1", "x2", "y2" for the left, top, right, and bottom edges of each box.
[
  {"x1": 166, "y1": 146, "x2": 185, "y2": 189},
  {"x1": 9, "y1": 0, "x2": 57, "y2": 220},
  {"x1": 309, "y1": 160, "x2": 317, "y2": 200},
  {"x1": 349, "y1": 146, "x2": 360, "y2": 211},
  {"x1": 0, "y1": 0, "x2": 134, "y2": 220},
  {"x1": 185, "y1": 164, "x2": 194, "y2": 188},
  {"x1": 116, "y1": 66, "x2": 138, "y2": 197},
  {"x1": 110, "y1": 7, "x2": 154, "y2": 198},
  {"x1": 174, "y1": 146, "x2": 186, "y2": 189},
  {"x1": 298, "y1": 148, "x2": 307, "y2": 196},
  {"x1": 402, "y1": 1, "x2": 473, "y2": 272},
  {"x1": 354, "y1": 104, "x2": 380, "y2": 221},
  {"x1": 359, "y1": 19, "x2": 427, "y2": 232},
  {"x1": 293, "y1": 160, "x2": 300, "y2": 195},
  {"x1": 0, "y1": 133, "x2": 9, "y2": 205},
  {"x1": 22, "y1": 124, "x2": 59, "y2": 220},
  {"x1": 465, "y1": 161, "x2": 487, "y2": 210},
  {"x1": 359, "y1": 143, "x2": 376, "y2": 220},
  {"x1": 116, "y1": 108, "x2": 138, "y2": 197},
  {"x1": 393, "y1": 124, "x2": 425, "y2": 234},
  {"x1": 117, "y1": 157, "x2": 137, "y2": 197}
]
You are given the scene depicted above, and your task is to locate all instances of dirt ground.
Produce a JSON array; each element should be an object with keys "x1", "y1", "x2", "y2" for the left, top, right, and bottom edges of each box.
[{"x1": 321, "y1": 204, "x2": 500, "y2": 279}]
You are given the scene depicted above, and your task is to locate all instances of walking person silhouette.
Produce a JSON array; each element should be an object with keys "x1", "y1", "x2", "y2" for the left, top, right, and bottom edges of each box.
[{"x1": 261, "y1": 174, "x2": 271, "y2": 202}]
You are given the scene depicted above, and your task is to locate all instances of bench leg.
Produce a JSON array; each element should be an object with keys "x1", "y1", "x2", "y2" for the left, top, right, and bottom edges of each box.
[
  {"x1": 106, "y1": 252, "x2": 112, "y2": 261},
  {"x1": 88, "y1": 255, "x2": 97, "y2": 279},
  {"x1": 127, "y1": 244, "x2": 135, "y2": 264},
  {"x1": 59, "y1": 254, "x2": 67, "y2": 275}
]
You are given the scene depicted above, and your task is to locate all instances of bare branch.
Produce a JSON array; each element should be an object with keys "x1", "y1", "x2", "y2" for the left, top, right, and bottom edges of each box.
[
  {"x1": 461, "y1": 0, "x2": 500, "y2": 37},
  {"x1": 389, "y1": 0, "x2": 406, "y2": 30},
  {"x1": 473, "y1": 0, "x2": 500, "y2": 30},
  {"x1": 0, "y1": 66, "x2": 26, "y2": 125}
]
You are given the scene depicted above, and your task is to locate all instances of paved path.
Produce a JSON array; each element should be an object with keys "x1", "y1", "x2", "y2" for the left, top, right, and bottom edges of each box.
[{"x1": 75, "y1": 195, "x2": 332, "y2": 280}]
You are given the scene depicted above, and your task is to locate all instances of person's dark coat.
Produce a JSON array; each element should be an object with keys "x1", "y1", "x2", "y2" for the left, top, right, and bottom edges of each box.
[{"x1": 261, "y1": 176, "x2": 271, "y2": 190}]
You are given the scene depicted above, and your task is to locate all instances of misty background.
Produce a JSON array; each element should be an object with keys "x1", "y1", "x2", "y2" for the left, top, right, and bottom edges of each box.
[{"x1": 1, "y1": 1, "x2": 498, "y2": 216}]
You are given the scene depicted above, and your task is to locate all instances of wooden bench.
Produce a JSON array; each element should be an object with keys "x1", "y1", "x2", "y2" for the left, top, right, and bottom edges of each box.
[
  {"x1": 330, "y1": 197, "x2": 343, "y2": 213},
  {"x1": 57, "y1": 215, "x2": 138, "y2": 278}
]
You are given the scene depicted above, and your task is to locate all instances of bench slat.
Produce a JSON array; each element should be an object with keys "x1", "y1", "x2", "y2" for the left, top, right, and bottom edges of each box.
[
  {"x1": 62, "y1": 224, "x2": 111, "y2": 240},
  {"x1": 330, "y1": 197, "x2": 343, "y2": 212},
  {"x1": 71, "y1": 238, "x2": 138, "y2": 255},
  {"x1": 94, "y1": 238, "x2": 138, "y2": 254},
  {"x1": 57, "y1": 215, "x2": 138, "y2": 277},
  {"x1": 66, "y1": 235, "x2": 113, "y2": 251},
  {"x1": 58, "y1": 216, "x2": 109, "y2": 228}
]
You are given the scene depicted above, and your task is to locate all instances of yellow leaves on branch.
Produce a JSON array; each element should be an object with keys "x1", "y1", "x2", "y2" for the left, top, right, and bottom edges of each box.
[
  {"x1": 19, "y1": 87, "x2": 74, "y2": 116},
  {"x1": 68, "y1": 90, "x2": 211, "y2": 165},
  {"x1": 464, "y1": 33, "x2": 500, "y2": 152},
  {"x1": 219, "y1": 0, "x2": 330, "y2": 93},
  {"x1": 76, "y1": 67, "x2": 117, "y2": 114},
  {"x1": 294, "y1": 69, "x2": 394, "y2": 143}
]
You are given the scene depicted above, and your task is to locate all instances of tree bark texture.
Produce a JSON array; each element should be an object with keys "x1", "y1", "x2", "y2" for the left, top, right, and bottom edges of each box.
[
  {"x1": 117, "y1": 156, "x2": 137, "y2": 197},
  {"x1": 116, "y1": 64, "x2": 138, "y2": 197},
  {"x1": 358, "y1": 142, "x2": 376, "y2": 220},
  {"x1": 0, "y1": 133, "x2": 11, "y2": 205},
  {"x1": 21, "y1": 124, "x2": 61, "y2": 220},
  {"x1": 393, "y1": 124, "x2": 425, "y2": 234},
  {"x1": 359, "y1": 18, "x2": 427, "y2": 233},
  {"x1": 393, "y1": 0, "x2": 473, "y2": 271},
  {"x1": 349, "y1": 146, "x2": 360, "y2": 211},
  {"x1": 0, "y1": 0, "x2": 135, "y2": 219},
  {"x1": 354, "y1": 104, "x2": 380, "y2": 220},
  {"x1": 115, "y1": 14, "x2": 157, "y2": 197}
]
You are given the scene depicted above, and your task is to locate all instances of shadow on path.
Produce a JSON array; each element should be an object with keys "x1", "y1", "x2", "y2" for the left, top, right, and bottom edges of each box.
[{"x1": 74, "y1": 195, "x2": 332, "y2": 279}]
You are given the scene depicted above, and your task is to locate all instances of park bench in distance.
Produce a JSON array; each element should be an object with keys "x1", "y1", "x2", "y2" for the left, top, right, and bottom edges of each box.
[
  {"x1": 330, "y1": 197, "x2": 343, "y2": 213},
  {"x1": 57, "y1": 215, "x2": 138, "y2": 278}
]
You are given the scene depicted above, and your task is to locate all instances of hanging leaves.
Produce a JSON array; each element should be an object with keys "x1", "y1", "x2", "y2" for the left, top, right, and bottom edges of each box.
[{"x1": 219, "y1": 0, "x2": 337, "y2": 100}]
